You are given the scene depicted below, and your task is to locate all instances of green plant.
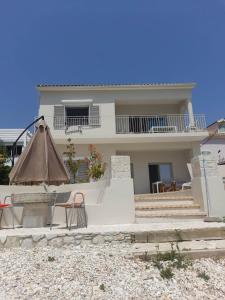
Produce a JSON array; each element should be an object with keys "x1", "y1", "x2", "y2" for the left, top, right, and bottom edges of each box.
[
  {"x1": 99, "y1": 283, "x2": 105, "y2": 291},
  {"x1": 64, "y1": 138, "x2": 80, "y2": 183},
  {"x1": 151, "y1": 242, "x2": 191, "y2": 279},
  {"x1": 0, "y1": 142, "x2": 11, "y2": 185},
  {"x1": 160, "y1": 267, "x2": 174, "y2": 280},
  {"x1": 86, "y1": 144, "x2": 106, "y2": 181},
  {"x1": 48, "y1": 256, "x2": 55, "y2": 262},
  {"x1": 197, "y1": 271, "x2": 210, "y2": 281}
]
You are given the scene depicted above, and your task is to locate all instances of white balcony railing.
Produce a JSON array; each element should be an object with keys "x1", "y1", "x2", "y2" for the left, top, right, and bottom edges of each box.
[
  {"x1": 53, "y1": 116, "x2": 100, "y2": 130},
  {"x1": 116, "y1": 114, "x2": 206, "y2": 134}
]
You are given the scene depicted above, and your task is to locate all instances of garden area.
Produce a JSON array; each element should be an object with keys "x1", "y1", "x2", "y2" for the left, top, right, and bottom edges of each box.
[{"x1": 0, "y1": 243, "x2": 224, "y2": 299}]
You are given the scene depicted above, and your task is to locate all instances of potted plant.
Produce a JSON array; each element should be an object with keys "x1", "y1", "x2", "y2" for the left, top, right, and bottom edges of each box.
[{"x1": 86, "y1": 144, "x2": 106, "y2": 181}]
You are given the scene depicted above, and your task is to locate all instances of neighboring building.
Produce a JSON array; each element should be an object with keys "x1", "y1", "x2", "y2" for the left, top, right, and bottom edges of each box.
[
  {"x1": 37, "y1": 82, "x2": 208, "y2": 194},
  {"x1": 201, "y1": 119, "x2": 225, "y2": 165},
  {"x1": 201, "y1": 119, "x2": 225, "y2": 180},
  {"x1": 0, "y1": 129, "x2": 32, "y2": 166}
]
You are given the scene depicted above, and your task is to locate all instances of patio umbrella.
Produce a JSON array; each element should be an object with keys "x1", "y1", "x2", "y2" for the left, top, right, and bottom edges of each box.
[{"x1": 9, "y1": 119, "x2": 69, "y2": 185}]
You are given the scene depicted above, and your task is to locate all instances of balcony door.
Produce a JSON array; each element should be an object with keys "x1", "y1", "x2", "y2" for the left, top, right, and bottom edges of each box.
[
  {"x1": 128, "y1": 115, "x2": 168, "y2": 133},
  {"x1": 148, "y1": 163, "x2": 173, "y2": 193}
]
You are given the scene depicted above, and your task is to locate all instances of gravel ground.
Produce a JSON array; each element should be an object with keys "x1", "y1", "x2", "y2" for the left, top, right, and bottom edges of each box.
[{"x1": 0, "y1": 244, "x2": 225, "y2": 300}]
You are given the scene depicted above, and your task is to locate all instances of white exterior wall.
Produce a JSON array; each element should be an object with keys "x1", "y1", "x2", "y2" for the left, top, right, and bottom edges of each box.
[
  {"x1": 56, "y1": 142, "x2": 193, "y2": 194},
  {"x1": 37, "y1": 85, "x2": 207, "y2": 195},
  {"x1": 115, "y1": 104, "x2": 181, "y2": 115},
  {"x1": 39, "y1": 94, "x2": 116, "y2": 139},
  {"x1": 0, "y1": 156, "x2": 135, "y2": 226},
  {"x1": 191, "y1": 154, "x2": 225, "y2": 217},
  {"x1": 201, "y1": 138, "x2": 225, "y2": 163},
  {"x1": 117, "y1": 150, "x2": 190, "y2": 194},
  {"x1": 57, "y1": 143, "x2": 117, "y2": 179},
  {"x1": 201, "y1": 138, "x2": 225, "y2": 178},
  {"x1": 37, "y1": 87, "x2": 207, "y2": 143}
]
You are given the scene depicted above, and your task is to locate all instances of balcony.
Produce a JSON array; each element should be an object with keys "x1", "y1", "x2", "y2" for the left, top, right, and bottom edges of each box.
[
  {"x1": 53, "y1": 116, "x2": 100, "y2": 131},
  {"x1": 115, "y1": 114, "x2": 206, "y2": 134}
]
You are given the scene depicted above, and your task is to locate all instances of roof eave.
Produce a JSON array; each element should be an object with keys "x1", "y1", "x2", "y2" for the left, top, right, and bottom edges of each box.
[{"x1": 36, "y1": 83, "x2": 196, "y2": 92}]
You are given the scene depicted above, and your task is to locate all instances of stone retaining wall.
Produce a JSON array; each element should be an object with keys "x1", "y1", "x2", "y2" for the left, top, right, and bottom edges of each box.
[{"x1": 0, "y1": 232, "x2": 132, "y2": 249}]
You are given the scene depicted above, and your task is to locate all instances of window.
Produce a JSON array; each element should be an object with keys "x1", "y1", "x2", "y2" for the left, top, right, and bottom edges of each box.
[
  {"x1": 66, "y1": 107, "x2": 89, "y2": 126},
  {"x1": 218, "y1": 123, "x2": 225, "y2": 133},
  {"x1": 159, "y1": 164, "x2": 172, "y2": 182},
  {"x1": 5, "y1": 145, "x2": 22, "y2": 157}
]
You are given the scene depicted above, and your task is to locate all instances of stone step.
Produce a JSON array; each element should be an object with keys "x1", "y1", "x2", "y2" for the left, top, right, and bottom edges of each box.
[
  {"x1": 135, "y1": 210, "x2": 207, "y2": 219},
  {"x1": 135, "y1": 200, "x2": 195, "y2": 206},
  {"x1": 135, "y1": 203, "x2": 200, "y2": 211},
  {"x1": 131, "y1": 226, "x2": 225, "y2": 243},
  {"x1": 135, "y1": 190, "x2": 193, "y2": 201},
  {"x1": 132, "y1": 240, "x2": 225, "y2": 259},
  {"x1": 135, "y1": 195, "x2": 194, "y2": 202}
]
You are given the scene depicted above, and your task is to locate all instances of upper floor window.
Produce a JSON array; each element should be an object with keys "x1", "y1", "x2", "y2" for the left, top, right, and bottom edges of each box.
[
  {"x1": 66, "y1": 106, "x2": 89, "y2": 117},
  {"x1": 218, "y1": 123, "x2": 225, "y2": 133},
  {"x1": 66, "y1": 106, "x2": 89, "y2": 126}
]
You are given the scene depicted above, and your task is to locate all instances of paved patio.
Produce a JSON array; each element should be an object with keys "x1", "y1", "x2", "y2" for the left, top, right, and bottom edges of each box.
[
  {"x1": 1, "y1": 220, "x2": 225, "y2": 236},
  {"x1": 0, "y1": 220, "x2": 225, "y2": 249}
]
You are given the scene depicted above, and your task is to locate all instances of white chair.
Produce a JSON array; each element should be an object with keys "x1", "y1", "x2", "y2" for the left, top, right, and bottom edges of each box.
[{"x1": 182, "y1": 163, "x2": 193, "y2": 190}]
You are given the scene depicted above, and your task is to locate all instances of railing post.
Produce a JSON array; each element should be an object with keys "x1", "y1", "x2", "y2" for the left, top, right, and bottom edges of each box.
[{"x1": 187, "y1": 98, "x2": 195, "y2": 127}]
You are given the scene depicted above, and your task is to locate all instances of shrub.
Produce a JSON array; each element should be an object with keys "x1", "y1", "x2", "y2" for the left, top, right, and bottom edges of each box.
[
  {"x1": 47, "y1": 256, "x2": 55, "y2": 262},
  {"x1": 0, "y1": 142, "x2": 11, "y2": 185},
  {"x1": 63, "y1": 138, "x2": 80, "y2": 183},
  {"x1": 86, "y1": 144, "x2": 106, "y2": 181},
  {"x1": 151, "y1": 242, "x2": 191, "y2": 279},
  {"x1": 197, "y1": 271, "x2": 210, "y2": 281},
  {"x1": 160, "y1": 267, "x2": 174, "y2": 279},
  {"x1": 99, "y1": 283, "x2": 105, "y2": 291}
]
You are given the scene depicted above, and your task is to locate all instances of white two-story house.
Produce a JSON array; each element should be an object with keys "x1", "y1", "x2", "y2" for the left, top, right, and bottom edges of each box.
[{"x1": 37, "y1": 83, "x2": 208, "y2": 194}]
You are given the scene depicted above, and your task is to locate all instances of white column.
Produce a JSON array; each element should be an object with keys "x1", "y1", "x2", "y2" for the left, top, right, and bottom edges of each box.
[
  {"x1": 191, "y1": 153, "x2": 225, "y2": 218},
  {"x1": 187, "y1": 98, "x2": 195, "y2": 127}
]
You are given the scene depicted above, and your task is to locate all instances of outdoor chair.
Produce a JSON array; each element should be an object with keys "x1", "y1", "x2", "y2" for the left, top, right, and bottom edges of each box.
[
  {"x1": 50, "y1": 191, "x2": 87, "y2": 230},
  {"x1": 0, "y1": 196, "x2": 14, "y2": 229},
  {"x1": 182, "y1": 163, "x2": 193, "y2": 190},
  {"x1": 164, "y1": 180, "x2": 177, "y2": 192}
]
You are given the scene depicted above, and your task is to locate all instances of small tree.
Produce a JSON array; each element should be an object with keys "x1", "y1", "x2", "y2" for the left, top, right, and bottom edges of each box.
[
  {"x1": 87, "y1": 144, "x2": 106, "y2": 181},
  {"x1": 63, "y1": 138, "x2": 80, "y2": 183},
  {"x1": 0, "y1": 141, "x2": 11, "y2": 185}
]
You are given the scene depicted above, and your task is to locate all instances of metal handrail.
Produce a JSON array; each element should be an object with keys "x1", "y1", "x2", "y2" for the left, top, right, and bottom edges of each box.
[{"x1": 115, "y1": 114, "x2": 206, "y2": 134}]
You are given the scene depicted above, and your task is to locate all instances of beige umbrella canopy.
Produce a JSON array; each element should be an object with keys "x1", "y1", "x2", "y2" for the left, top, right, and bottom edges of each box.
[{"x1": 9, "y1": 120, "x2": 69, "y2": 185}]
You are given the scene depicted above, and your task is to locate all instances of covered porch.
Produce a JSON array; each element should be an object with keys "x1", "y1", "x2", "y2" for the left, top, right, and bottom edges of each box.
[{"x1": 116, "y1": 142, "x2": 199, "y2": 195}]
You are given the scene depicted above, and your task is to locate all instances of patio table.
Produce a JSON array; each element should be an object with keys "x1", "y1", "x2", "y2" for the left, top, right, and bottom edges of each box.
[{"x1": 11, "y1": 193, "x2": 57, "y2": 228}]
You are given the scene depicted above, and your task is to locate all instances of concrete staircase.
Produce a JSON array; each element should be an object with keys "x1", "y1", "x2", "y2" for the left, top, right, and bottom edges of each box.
[{"x1": 135, "y1": 190, "x2": 207, "y2": 223}]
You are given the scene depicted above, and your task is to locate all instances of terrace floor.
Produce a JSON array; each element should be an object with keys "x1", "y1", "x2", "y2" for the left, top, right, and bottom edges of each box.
[{"x1": 0, "y1": 220, "x2": 225, "y2": 237}]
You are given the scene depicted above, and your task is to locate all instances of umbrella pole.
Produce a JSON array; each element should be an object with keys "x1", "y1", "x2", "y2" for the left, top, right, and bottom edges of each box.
[{"x1": 11, "y1": 116, "x2": 45, "y2": 167}]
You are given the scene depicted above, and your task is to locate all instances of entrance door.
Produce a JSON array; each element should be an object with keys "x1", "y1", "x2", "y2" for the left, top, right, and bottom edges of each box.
[
  {"x1": 149, "y1": 164, "x2": 160, "y2": 193},
  {"x1": 149, "y1": 163, "x2": 173, "y2": 193}
]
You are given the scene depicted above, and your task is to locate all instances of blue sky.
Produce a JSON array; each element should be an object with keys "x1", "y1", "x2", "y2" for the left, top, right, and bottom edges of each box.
[{"x1": 0, "y1": 0, "x2": 225, "y2": 128}]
